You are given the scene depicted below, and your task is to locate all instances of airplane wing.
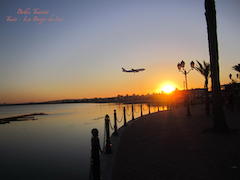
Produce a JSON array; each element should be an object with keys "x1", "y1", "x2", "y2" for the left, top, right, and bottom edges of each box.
[
  {"x1": 122, "y1": 68, "x2": 134, "y2": 72},
  {"x1": 136, "y1": 68, "x2": 145, "y2": 72}
]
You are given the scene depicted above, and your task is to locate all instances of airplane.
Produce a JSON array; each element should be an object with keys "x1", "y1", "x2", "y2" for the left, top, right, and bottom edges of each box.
[{"x1": 122, "y1": 67, "x2": 145, "y2": 73}]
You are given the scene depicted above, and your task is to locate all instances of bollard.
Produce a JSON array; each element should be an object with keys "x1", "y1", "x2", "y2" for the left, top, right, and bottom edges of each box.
[
  {"x1": 132, "y1": 104, "x2": 134, "y2": 120},
  {"x1": 141, "y1": 104, "x2": 143, "y2": 117},
  {"x1": 91, "y1": 128, "x2": 101, "y2": 180},
  {"x1": 104, "y1": 115, "x2": 112, "y2": 154},
  {"x1": 148, "y1": 104, "x2": 151, "y2": 114},
  {"x1": 113, "y1": 110, "x2": 118, "y2": 136},
  {"x1": 123, "y1": 107, "x2": 127, "y2": 126}
]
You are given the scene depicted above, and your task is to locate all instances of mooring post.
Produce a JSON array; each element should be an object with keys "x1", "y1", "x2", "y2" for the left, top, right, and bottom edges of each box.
[
  {"x1": 132, "y1": 104, "x2": 134, "y2": 120},
  {"x1": 91, "y1": 128, "x2": 101, "y2": 180},
  {"x1": 123, "y1": 107, "x2": 127, "y2": 126},
  {"x1": 158, "y1": 104, "x2": 160, "y2": 112},
  {"x1": 141, "y1": 104, "x2": 143, "y2": 117},
  {"x1": 104, "y1": 115, "x2": 112, "y2": 154},
  {"x1": 148, "y1": 104, "x2": 151, "y2": 114},
  {"x1": 113, "y1": 110, "x2": 118, "y2": 136}
]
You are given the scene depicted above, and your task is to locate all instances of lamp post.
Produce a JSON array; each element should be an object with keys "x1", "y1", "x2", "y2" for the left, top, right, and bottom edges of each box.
[
  {"x1": 229, "y1": 73, "x2": 239, "y2": 92},
  {"x1": 177, "y1": 60, "x2": 195, "y2": 116},
  {"x1": 229, "y1": 73, "x2": 239, "y2": 83}
]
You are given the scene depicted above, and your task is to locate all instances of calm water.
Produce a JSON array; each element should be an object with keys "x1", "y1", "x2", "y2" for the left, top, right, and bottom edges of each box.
[{"x1": 0, "y1": 103, "x2": 166, "y2": 180}]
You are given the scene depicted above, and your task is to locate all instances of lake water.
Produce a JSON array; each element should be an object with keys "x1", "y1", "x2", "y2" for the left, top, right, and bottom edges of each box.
[{"x1": 0, "y1": 103, "x2": 167, "y2": 180}]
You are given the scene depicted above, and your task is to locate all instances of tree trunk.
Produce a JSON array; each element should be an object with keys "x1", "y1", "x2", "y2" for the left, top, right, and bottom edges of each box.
[
  {"x1": 205, "y1": 0, "x2": 229, "y2": 132},
  {"x1": 205, "y1": 77, "x2": 210, "y2": 115},
  {"x1": 205, "y1": 77, "x2": 209, "y2": 99}
]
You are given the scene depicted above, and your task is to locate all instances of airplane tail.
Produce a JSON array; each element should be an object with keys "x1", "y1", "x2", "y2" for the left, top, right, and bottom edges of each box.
[{"x1": 122, "y1": 68, "x2": 126, "y2": 72}]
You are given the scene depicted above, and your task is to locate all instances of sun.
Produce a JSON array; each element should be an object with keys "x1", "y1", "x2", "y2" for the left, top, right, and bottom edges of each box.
[{"x1": 161, "y1": 85, "x2": 176, "y2": 94}]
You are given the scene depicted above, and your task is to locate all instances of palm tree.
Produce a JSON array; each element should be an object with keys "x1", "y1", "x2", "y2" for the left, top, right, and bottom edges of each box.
[
  {"x1": 195, "y1": 60, "x2": 211, "y2": 93},
  {"x1": 194, "y1": 60, "x2": 211, "y2": 115},
  {"x1": 232, "y1": 64, "x2": 240, "y2": 73},
  {"x1": 205, "y1": 0, "x2": 229, "y2": 132}
]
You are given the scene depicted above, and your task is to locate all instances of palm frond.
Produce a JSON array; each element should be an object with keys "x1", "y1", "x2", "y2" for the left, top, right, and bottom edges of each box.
[
  {"x1": 195, "y1": 60, "x2": 211, "y2": 86},
  {"x1": 197, "y1": 60, "x2": 204, "y2": 70},
  {"x1": 195, "y1": 60, "x2": 210, "y2": 77},
  {"x1": 232, "y1": 64, "x2": 240, "y2": 73}
]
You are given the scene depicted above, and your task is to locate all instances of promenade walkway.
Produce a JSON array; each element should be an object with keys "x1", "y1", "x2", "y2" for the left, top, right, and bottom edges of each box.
[{"x1": 101, "y1": 104, "x2": 240, "y2": 180}]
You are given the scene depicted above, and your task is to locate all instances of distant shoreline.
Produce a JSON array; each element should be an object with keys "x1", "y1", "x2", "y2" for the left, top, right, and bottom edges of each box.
[{"x1": 0, "y1": 99, "x2": 171, "y2": 107}]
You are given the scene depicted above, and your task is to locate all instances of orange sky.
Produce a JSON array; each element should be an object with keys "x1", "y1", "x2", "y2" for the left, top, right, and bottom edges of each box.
[{"x1": 1, "y1": 0, "x2": 240, "y2": 104}]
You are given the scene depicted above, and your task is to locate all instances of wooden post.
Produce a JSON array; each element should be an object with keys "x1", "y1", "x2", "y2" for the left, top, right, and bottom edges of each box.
[
  {"x1": 91, "y1": 128, "x2": 101, "y2": 180},
  {"x1": 132, "y1": 104, "x2": 134, "y2": 120},
  {"x1": 104, "y1": 115, "x2": 112, "y2": 154},
  {"x1": 123, "y1": 107, "x2": 127, "y2": 126},
  {"x1": 113, "y1": 110, "x2": 118, "y2": 136},
  {"x1": 141, "y1": 104, "x2": 143, "y2": 117},
  {"x1": 148, "y1": 104, "x2": 151, "y2": 114}
]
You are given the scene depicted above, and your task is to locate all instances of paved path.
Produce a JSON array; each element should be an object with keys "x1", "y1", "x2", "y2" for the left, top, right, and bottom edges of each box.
[{"x1": 107, "y1": 104, "x2": 240, "y2": 180}]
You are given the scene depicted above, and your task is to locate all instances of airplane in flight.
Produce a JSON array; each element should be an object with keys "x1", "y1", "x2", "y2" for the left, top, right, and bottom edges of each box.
[{"x1": 122, "y1": 67, "x2": 145, "y2": 73}]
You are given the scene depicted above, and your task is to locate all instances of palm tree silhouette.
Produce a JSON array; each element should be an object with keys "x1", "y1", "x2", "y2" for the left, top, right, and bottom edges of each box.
[
  {"x1": 205, "y1": 0, "x2": 229, "y2": 132},
  {"x1": 232, "y1": 64, "x2": 240, "y2": 73},
  {"x1": 194, "y1": 60, "x2": 211, "y2": 115},
  {"x1": 195, "y1": 60, "x2": 211, "y2": 92}
]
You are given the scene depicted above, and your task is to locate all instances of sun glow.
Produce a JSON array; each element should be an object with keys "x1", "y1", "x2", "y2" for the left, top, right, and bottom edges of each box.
[{"x1": 161, "y1": 85, "x2": 176, "y2": 94}]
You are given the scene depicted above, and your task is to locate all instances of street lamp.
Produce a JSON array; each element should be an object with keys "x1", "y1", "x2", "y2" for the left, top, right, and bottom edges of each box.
[
  {"x1": 229, "y1": 73, "x2": 239, "y2": 83},
  {"x1": 229, "y1": 73, "x2": 239, "y2": 92},
  {"x1": 177, "y1": 60, "x2": 195, "y2": 116}
]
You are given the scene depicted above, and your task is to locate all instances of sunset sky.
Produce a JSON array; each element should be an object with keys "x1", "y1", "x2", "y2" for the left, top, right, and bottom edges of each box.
[{"x1": 1, "y1": 0, "x2": 240, "y2": 104}]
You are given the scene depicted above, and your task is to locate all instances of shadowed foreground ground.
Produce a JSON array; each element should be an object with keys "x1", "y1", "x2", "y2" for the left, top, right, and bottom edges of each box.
[{"x1": 105, "y1": 104, "x2": 240, "y2": 180}]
